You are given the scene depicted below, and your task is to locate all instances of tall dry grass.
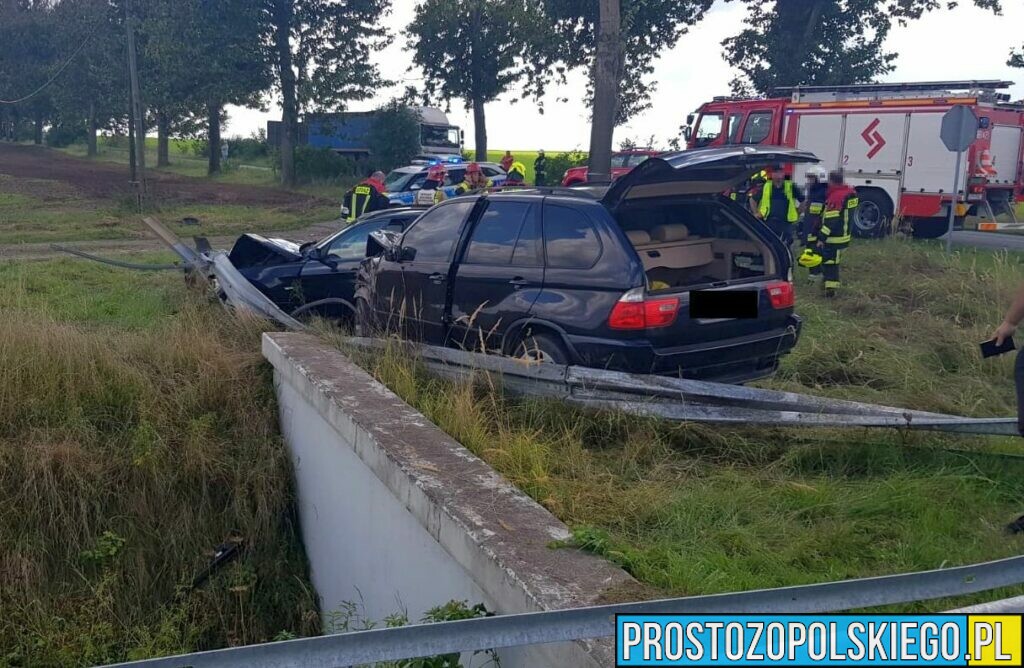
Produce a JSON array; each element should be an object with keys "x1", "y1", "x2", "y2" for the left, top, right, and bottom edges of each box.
[{"x1": 0, "y1": 303, "x2": 318, "y2": 666}]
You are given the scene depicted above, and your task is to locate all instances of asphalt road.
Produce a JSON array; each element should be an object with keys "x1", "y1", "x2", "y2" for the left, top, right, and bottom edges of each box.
[{"x1": 948, "y1": 230, "x2": 1024, "y2": 251}]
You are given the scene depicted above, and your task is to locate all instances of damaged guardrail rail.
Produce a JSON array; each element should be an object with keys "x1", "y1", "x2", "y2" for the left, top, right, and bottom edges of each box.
[
  {"x1": 101, "y1": 554, "x2": 1024, "y2": 668},
  {"x1": 135, "y1": 216, "x2": 1016, "y2": 436},
  {"x1": 345, "y1": 338, "x2": 1018, "y2": 436}
]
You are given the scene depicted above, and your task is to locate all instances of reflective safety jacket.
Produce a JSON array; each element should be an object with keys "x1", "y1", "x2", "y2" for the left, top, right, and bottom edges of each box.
[
  {"x1": 344, "y1": 178, "x2": 388, "y2": 222},
  {"x1": 804, "y1": 182, "x2": 829, "y2": 227},
  {"x1": 816, "y1": 184, "x2": 858, "y2": 247},
  {"x1": 454, "y1": 177, "x2": 493, "y2": 195},
  {"x1": 759, "y1": 179, "x2": 800, "y2": 223}
]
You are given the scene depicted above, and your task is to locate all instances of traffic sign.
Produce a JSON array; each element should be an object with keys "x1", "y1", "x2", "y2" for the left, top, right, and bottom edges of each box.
[
  {"x1": 939, "y1": 104, "x2": 978, "y2": 252},
  {"x1": 940, "y1": 105, "x2": 978, "y2": 153}
]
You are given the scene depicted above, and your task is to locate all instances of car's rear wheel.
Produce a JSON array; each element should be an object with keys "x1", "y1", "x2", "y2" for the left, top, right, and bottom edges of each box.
[{"x1": 513, "y1": 332, "x2": 569, "y2": 365}]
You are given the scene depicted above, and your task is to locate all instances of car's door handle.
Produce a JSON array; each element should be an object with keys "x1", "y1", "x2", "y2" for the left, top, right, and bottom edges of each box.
[
  {"x1": 509, "y1": 277, "x2": 528, "y2": 288},
  {"x1": 428, "y1": 272, "x2": 446, "y2": 284}
]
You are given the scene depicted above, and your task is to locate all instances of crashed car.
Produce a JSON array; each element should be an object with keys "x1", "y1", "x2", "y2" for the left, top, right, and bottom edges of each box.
[
  {"x1": 228, "y1": 207, "x2": 421, "y2": 322},
  {"x1": 384, "y1": 160, "x2": 507, "y2": 206},
  {"x1": 355, "y1": 146, "x2": 816, "y2": 384}
]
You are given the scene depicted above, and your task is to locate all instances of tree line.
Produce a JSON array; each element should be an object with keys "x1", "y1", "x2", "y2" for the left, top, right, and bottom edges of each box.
[{"x1": 0, "y1": 0, "x2": 1018, "y2": 185}]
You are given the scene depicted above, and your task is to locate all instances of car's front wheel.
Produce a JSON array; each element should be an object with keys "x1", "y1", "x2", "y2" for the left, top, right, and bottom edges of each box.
[{"x1": 513, "y1": 332, "x2": 569, "y2": 365}]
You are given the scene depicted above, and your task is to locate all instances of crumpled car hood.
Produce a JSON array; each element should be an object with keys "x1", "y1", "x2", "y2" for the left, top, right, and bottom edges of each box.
[{"x1": 228, "y1": 234, "x2": 304, "y2": 268}]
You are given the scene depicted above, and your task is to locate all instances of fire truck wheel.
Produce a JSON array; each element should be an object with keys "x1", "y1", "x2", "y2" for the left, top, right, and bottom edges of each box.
[
  {"x1": 852, "y1": 189, "x2": 892, "y2": 238},
  {"x1": 911, "y1": 216, "x2": 965, "y2": 239}
]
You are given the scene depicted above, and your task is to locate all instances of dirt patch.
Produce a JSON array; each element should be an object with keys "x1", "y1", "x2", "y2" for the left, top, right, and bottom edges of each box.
[{"x1": 0, "y1": 143, "x2": 329, "y2": 211}]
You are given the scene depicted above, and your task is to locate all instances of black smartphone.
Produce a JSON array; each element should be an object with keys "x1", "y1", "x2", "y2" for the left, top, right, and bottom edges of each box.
[{"x1": 980, "y1": 336, "x2": 1016, "y2": 359}]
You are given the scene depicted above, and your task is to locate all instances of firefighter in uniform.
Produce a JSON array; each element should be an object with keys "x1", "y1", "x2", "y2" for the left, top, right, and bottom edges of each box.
[
  {"x1": 342, "y1": 170, "x2": 389, "y2": 223},
  {"x1": 757, "y1": 168, "x2": 802, "y2": 245},
  {"x1": 534, "y1": 150, "x2": 548, "y2": 187},
  {"x1": 453, "y1": 162, "x2": 493, "y2": 195},
  {"x1": 815, "y1": 170, "x2": 858, "y2": 298},
  {"x1": 505, "y1": 161, "x2": 527, "y2": 187},
  {"x1": 418, "y1": 163, "x2": 449, "y2": 205},
  {"x1": 800, "y1": 165, "x2": 829, "y2": 282}
]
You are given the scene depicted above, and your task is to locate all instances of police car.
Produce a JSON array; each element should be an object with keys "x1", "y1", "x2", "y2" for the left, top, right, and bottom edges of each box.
[{"x1": 383, "y1": 157, "x2": 507, "y2": 206}]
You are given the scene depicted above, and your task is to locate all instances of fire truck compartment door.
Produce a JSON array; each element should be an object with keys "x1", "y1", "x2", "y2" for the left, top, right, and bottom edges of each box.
[
  {"x1": 905, "y1": 112, "x2": 965, "y2": 194},
  {"x1": 990, "y1": 125, "x2": 1023, "y2": 185},
  {"x1": 843, "y1": 113, "x2": 907, "y2": 177}
]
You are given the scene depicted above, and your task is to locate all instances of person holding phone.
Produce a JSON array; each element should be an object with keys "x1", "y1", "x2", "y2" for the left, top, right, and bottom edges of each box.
[{"x1": 992, "y1": 285, "x2": 1024, "y2": 436}]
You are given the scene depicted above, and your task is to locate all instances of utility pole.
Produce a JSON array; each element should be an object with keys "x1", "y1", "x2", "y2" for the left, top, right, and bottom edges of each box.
[{"x1": 125, "y1": 0, "x2": 145, "y2": 194}]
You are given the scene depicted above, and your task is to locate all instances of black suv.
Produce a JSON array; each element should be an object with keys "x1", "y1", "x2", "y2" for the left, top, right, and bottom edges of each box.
[{"x1": 356, "y1": 146, "x2": 818, "y2": 383}]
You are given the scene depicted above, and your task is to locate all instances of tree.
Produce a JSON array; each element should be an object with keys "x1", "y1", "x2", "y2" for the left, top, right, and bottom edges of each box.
[
  {"x1": 49, "y1": 0, "x2": 125, "y2": 157},
  {"x1": 724, "y1": 0, "x2": 1002, "y2": 95},
  {"x1": 368, "y1": 100, "x2": 420, "y2": 171},
  {"x1": 542, "y1": 0, "x2": 713, "y2": 177},
  {"x1": 0, "y1": 0, "x2": 60, "y2": 144},
  {"x1": 407, "y1": 0, "x2": 552, "y2": 161},
  {"x1": 146, "y1": 0, "x2": 270, "y2": 174},
  {"x1": 265, "y1": 0, "x2": 391, "y2": 186}
]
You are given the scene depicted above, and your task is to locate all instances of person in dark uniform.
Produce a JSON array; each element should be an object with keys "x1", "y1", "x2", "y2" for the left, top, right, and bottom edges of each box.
[
  {"x1": 342, "y1": 170, "x2": 389, "y2": 223},
  {"x1": 534, "y1": 150, "x2": 548, "y2": 187},
  {"x1": 801, "y1": 165, "x2": 829, "y2": 282}
]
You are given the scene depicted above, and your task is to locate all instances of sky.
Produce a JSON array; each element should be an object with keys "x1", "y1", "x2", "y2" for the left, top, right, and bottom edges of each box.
[{"x1": 225, "y1": 1, "x2": 1024, "y2": 152}]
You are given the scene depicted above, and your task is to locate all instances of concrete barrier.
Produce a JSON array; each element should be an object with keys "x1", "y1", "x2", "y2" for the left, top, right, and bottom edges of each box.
[{"x1": 263, "y1": 332, "x2": 634, "y2": 667}]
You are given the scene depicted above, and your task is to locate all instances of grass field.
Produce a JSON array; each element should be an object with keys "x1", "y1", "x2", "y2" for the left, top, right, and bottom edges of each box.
[
  {"x1": 351, "y1": 237, "x2": 1024, "y2": 606},
  {"x1": 0, "y1": 174, "x2": 337, "y2": 246},
  {"x1": 0, "y1": 256, "x2": 319, "y2": 665}
]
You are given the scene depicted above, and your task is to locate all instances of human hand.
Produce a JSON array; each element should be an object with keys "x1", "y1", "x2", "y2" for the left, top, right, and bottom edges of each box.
[{"x1": 993, "y1": 320, "x2": 1017, "y2": 346}]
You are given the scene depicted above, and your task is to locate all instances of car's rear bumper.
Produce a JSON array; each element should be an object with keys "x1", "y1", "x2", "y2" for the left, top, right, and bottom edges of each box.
[{"x1": 566, "y1": 316, "x2": 802, "y2": 384}]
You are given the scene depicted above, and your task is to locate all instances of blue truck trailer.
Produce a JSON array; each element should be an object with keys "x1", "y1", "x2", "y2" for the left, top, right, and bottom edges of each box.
[{"x1": 267, "y1": 106, "x2": 463, "y2": 158}]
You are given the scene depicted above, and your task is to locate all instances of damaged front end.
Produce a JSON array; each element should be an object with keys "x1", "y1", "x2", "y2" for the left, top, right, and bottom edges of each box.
[{"x1": 142, "y1": 217, "x2": 305, "y2": 330}]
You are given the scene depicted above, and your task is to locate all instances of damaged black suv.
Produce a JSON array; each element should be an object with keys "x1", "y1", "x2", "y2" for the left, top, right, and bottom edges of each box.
[{"x1": 355, "y1": 146, "x2": 817, "y2": 383}]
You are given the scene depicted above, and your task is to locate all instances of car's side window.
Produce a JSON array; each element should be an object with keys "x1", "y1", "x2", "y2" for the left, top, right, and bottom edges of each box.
[
  {"x1": 482, "y1": 166, "x2": 501, "y2": 177},
  {"x1": 544, "y1": 204, "x2": 602, "y2": 269},
  {"x1": 445, "y1": 170, "x2": 465, "y2": 186},
  {"x1": 325, "y1": 222, "x2": 382, "y2": 261},
  {"x1": 407, "y1": 173, "x2": 427, "y2": 190},
  {"x1": 511, "y1": 210, "x2": 542, "y2": 267},
  {"x1": 464, "y1": 202, "x2": 534, "y2": 266},
  {"x1": 401, "y1": 201, "x2": 475, "y2": 262}
]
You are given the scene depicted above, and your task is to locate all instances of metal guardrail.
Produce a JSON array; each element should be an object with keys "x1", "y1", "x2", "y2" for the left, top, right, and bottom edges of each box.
[
  {"x1": 346, "y1": 338, "x2": 1019, "y2": 436},
  {"x1": 102, "y1": 554, "x2": 1024, "y2": 668}
]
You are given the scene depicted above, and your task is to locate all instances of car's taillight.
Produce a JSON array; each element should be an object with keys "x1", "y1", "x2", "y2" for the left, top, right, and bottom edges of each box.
[
  {"x1": 767, "y1": 281, "x2": 794, "y2": 309},
  {"x1": 608, "y1": 288, "x2": 679, "y2": 330}
]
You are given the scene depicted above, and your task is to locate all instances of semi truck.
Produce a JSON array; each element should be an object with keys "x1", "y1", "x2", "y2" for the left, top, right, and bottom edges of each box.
[
  {"x1": 267, "y1": 106, "x2": 463, "y2": 159},
  {"x1": 685, "y1": 80, "x2": 1024, "y2": 238}
]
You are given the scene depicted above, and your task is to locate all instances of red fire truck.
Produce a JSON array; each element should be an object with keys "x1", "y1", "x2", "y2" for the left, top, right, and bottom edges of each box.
[{"x1": 685, "y1": 80, "x2": 1024, "y2": 238}]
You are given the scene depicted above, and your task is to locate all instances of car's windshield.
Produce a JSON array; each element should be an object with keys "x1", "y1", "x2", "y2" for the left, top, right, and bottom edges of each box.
[{"x1": 385, "y1": 169, "x2": 419, "y2": 191}]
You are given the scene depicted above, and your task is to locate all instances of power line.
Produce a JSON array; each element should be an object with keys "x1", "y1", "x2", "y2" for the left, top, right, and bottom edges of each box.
[{"x1": 0, "y1": 32, "x2": 93, "y2": 105}]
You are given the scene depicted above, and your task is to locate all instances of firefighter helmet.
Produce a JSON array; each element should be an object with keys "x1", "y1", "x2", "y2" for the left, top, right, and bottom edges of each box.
[
  {"x1": 798, "y1": 248, "x2": 823, "y2": 268},
  {"x1": 466, "y1": 162, "x2": 482, "y2": 175},
  {"x1": 426, "y1": 164, "x2": 447, "y2": 182}
]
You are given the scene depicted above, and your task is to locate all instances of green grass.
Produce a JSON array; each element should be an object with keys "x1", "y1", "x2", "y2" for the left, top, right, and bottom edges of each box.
[
  {"x1": 351, "y1": 237, "x2": 1024, "y2": 607},
  {"x1": 0, "y1": 258, "x2": 319, "y2": 665},
  {"x1": 0, "y1": 177, "x2": 337, "y2": 245}
]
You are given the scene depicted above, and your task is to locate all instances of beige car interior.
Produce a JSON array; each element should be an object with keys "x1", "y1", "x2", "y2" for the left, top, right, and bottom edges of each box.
[{"x1": 623, "y1": 219, "x2": 774, "y2": 290}]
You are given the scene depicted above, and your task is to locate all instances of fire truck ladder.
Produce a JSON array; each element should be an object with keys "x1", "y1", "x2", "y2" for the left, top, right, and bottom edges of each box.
[{"x1": 776, "y1": 80, "x2": 1014, "y2": 103}]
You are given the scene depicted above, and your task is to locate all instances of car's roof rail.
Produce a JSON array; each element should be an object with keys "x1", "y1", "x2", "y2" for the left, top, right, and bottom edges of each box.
[{"x1": 485, "y1": 185, "x2": 603, "y2": 200}]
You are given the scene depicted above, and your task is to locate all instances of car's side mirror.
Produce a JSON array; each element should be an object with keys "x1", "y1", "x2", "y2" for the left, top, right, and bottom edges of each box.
[
  {"x1": 682, "y1": 125, "x2": 692, "y2": 141},
  {"x1": 686, "y1": 113, "x2": 695, "y2": 126},
  {"x1": 399, "y1": 246, "x2": 416, "y2": 262}
]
